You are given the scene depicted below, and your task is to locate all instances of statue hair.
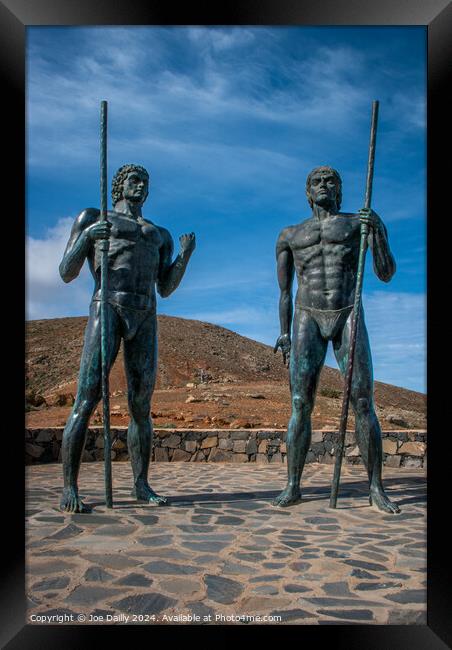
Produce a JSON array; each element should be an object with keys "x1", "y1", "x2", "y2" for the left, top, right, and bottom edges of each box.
[{"x1": 111, "y1": 164, "x2": 150, "y2": 205}]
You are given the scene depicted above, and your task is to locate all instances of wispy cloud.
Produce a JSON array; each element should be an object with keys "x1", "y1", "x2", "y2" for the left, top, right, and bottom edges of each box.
[
  {"x1": 27, "y1": 27, "x2": 426, "y2": 174},
  {"x1": 26, "y1": 218, "x2": 93, "y2": 319}
]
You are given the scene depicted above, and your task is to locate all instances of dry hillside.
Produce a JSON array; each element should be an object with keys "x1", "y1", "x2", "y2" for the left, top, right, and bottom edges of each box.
[{"x1": 25, "y1": 315, "x2": 426, "y2": 430}]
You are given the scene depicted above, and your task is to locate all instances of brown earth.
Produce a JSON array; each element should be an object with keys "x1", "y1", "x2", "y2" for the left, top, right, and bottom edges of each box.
[{"x1": 25, "y1": 315, "x2": 426, "y2": 430}]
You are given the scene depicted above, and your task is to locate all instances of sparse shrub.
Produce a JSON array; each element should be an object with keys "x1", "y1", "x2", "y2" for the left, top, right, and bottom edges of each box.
[{"x1": 320, "y1": 387, "x2": 341, "y2": 399}]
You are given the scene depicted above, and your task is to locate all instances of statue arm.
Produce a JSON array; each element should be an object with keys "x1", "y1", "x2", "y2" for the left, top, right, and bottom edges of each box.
[
  {"x1": 156, "y1": 229, "x2": 196, "y2": 298},
  {"x1": 369, "y1": 219, "x2": 396, "y2": 283},
  {"x1": 59, "y1": 209, "x2": 99, "y2": 283},
  {"x1": 273, "y1": 231, "x2": 294, "y2": 365},
  {"x1": 359, "y1": 209, "x2": 396, "y2": 282},
  {"x1": 276, "y1": 233, "x2": 295, "y2": 335}
]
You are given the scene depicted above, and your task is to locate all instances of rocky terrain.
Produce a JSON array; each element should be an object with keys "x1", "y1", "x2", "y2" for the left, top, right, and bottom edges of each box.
[{"x1": 25, "y1": 315, "x2": 426, "y2": 431}]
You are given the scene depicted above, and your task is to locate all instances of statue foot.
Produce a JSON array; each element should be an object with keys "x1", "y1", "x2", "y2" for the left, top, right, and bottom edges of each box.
[
  {"x1": 272, "y1": 485, "x2": 302, "y2": 507},
  {"x1": 60, "y1": 487, "x2": 92, "y2": 513},
  {"x1": 369, "y1": 488, "x2": 400, "y2": 514},
  {"x1": 132, "y1": 481, "x2": 167, "y2": 506}
]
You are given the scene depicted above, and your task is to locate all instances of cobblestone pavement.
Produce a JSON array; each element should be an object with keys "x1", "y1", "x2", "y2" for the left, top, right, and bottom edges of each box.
[{"x1": 26, "y1": 462, "x2": 426, "y2": 626}]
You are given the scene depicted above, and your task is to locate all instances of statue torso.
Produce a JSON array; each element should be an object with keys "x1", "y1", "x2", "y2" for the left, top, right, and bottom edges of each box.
[
  {"x1": 90, "y1": 211, "x2": 163, "y2": 299},
  {"x1": 287, "y1": 214, "x2": 361, "y2": 310}
]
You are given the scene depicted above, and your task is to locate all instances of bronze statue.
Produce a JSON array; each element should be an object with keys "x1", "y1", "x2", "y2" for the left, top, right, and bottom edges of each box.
[
  {"x1": 59, "y1": 164, "x2": 195, "y2": 512},
  {"x1": 273, "y1": 166, "x2": 400, "y2": 513}
]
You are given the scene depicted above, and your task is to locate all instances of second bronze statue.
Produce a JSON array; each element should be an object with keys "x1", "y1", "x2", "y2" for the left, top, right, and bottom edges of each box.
[
  {"x1": 273, "y1": 166, "x2": 400, "y2": 514},
  {"x1": 59, "y1": 164, "x2": 196, "y2": 513}
]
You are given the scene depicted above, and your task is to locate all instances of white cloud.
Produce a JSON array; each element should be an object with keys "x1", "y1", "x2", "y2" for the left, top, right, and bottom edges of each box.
[{"x1": 26, "y1": 217, "x2": 93, "y2": 320}]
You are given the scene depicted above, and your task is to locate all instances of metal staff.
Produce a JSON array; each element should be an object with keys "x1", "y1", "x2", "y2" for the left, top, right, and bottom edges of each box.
[
  {"x1": 329, "y1": 100, "x2": 379, "y2": 509},
  {"x1": 99, "y1": 100, "x2": 113, "y2": 508}
]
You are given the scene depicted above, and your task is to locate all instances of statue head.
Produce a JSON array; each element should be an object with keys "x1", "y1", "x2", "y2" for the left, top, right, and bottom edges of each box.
[
  {"x1": 111, "y1": 164, "x2": 150, "y2": 207},
  {"x1": 305, "y1": 166, "x2": 342, "y2": 210}
]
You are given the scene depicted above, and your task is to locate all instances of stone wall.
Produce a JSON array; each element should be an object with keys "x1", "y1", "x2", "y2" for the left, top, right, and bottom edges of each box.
[{"x1": 25, "y1": 427, "x2": 427, "y2": 468}]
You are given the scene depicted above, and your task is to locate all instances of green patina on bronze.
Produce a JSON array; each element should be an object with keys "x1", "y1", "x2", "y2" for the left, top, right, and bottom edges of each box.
[
  {"x1": 59, "y1": 109, "x2": 196, "y2": 513},
  {"x1": 273, "y1": 103, "x2": 400, "y2": 514}
]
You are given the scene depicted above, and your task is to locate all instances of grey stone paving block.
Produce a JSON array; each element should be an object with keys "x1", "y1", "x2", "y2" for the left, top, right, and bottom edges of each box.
[
  {"x1": 114, "y1": 573, "x2": 153, "y2": 587},
  {"x1": 81, "y1": 554, "x2": 141, "y2": 569},
  {"x1": 83, "y1": 567, "x2": 114, "y2": 582},
  {"x1": 349, "y1": 569, "x2": 378, "y2": 580},
  {"x1": 384, "y1": 589, "x2": 426, "y2": 604},
  {"x1": 130, "y1": 514, "x2": 159, "y2": 525},
  {"x1": 35, "y1": 516, "x2": 65, "y2": 524},
  {"x1": 92, "y1": 525, "x2": 137, "y2": 537},
  {"x1": 283, "y1": 584, "x2": 311, "y2": 593},
  {"x1": 305, "y1": 517, "x2": 338, "y2": 525},
  {"x1": 204, "y1": 574, "x2": 244, "y2": 604},
  {"x1": 282, "y1": 540, "x2": 310, "y2": 549},
  {"x1": 215, "y1": 516, "x2": 244, "y2": 525},
  {"x1": 354, "y1": 581, "x2": 402, "y2": 591},
  {"x1": 66, "y1": 585, "x2": 121, "y2": 606},
  {"x1": 137, "y1": 535, "x2": 173, "y2": 547},
  {"x1": 249, "y1": 575, "x2": 281, "y2": 583},
  {"x1": 288, "y1": 561, "x2": 312, "y2": 572},
  {"x1": 32, "y1": 576, "x2": 70, "y2": 591},
  {"x1": 142, "y1": 560, "x2": 199, "y2": 575},
  {"x1": 71, "y1": 515, "x2": 119, "y2": 525},
  {"x1": 270, "y1": 608, "x2": 314, "y2": 621},
  {"x1": 185, "y1": 541, "x2": 230, "y2": 552},
  {"x1": 188, "y1": 602, "x2": 216, "y2": 620},
  {"x1": 221, "y1": 561, "x2": 257, "y2": 576},
  {"x1": 28, "y1": 560, "x2": 77, "y2": 575},
  {"x1": 252, "y1": 585, "x2": 279, "y2": 595},
  {"x1": 317, "y1": 609, "x2": 374, "y2": 621},
  {"x1": 323, "y1": 582, "x2": 354, "y2": 596},
  {"x1": 177, "y1": 524, "x2": 216, "y2": 534},
  {"x1": 344, "y1": 559, "x2": 388, "y2": 572},
  {"x1": 306, "y1": 597, "x2": 385, "y2": 607},
  {"x1": 47, "y1": 524, "x2": 84, "y2": 540},
  {"x1": 234, "y1": 552, "x2": 267, "y2": 562},
  {"x1": 111, "y1": 593, "x2": 177, "y2": 615},
  {"x1": 191, "y1": 515, "x2": 212, "y2": 524}
]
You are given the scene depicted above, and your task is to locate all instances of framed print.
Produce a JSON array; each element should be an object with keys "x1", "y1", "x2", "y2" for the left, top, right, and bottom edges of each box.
[{"x1": 3, "y1": 0, "x2": 451, "y2": 646}]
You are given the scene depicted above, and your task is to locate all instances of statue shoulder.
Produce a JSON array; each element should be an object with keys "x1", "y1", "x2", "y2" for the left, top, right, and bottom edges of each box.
[
  {"x1": 155, "y1": 224, "x2": 173, "y2": 245},
  {"x1": 74, "y1": 208, "x2": 100, "y2": 230},
  {"x1": 276, "y1": 225, "x2": 296, "y2": 256},
  {"x1": 277, "y1": 224, "x2": 296, "y2": 243}
]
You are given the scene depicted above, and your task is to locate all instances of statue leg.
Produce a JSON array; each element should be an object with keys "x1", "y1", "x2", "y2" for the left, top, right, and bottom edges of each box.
[
  {"x1": 123, "y1": 313, "x2": 167, "y2": 505},
  {"x1": 272, "y1": 310, "x2": 327, "y2": 507},
  {"x1": 333, "y1": 311, "x2": 400, "y2": 514},
  {"x1": 60, "y1": 302, "x2": 121, "y2": 513}
]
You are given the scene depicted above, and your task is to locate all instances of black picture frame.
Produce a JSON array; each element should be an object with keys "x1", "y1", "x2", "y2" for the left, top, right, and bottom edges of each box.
[{"x1": 5, "y1": 0, "x2": 451, "y2": 646}]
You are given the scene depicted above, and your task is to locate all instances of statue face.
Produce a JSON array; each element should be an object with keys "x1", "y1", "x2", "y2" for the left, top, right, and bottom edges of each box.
[
  {"x1": 308, "y1": 171, "x2": 338, "y2": 208},
  {"x1": 122, "y1": 170, "x2": 149, "y2": 204}
]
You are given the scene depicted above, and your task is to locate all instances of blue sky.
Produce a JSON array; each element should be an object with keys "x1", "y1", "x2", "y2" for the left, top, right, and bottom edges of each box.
[{"x1": 26, "y1": 26, "x2": 426, "y2": 393}]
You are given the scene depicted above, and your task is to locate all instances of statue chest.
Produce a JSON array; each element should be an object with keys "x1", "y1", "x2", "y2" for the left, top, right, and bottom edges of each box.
[
  {"x1": 107, "y1": 216, "x2": 162, "y2": 252},
  {"x1": 292, "y1": 218, "x2": 358, "y2": 253},
  {"x1": 94, "y1": 215, "x2": 162, "y2": 271}
]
